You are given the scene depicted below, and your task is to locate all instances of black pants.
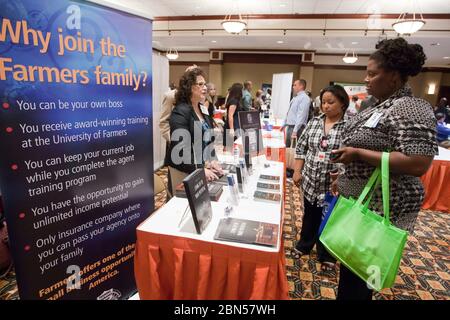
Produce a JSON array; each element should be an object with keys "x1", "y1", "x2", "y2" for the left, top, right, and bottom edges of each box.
[
  {"x1": 285, "y1": 125, "x2": 305, "y2": 148},
  {"x1": 164, "y1": 142, "x2": 173, "y2": 199},
  {"x1": 337, "y1": 265, "x2": 373, "y2": 300},
  {"x1": 295, "y1": 196, "x2": 335, "y2": 263}
]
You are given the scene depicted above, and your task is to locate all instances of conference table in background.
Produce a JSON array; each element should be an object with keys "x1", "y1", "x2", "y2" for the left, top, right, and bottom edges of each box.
[
  {"x1": 420, "y1": 146, "x2": 450, "y2": 213},
  {"x1": 134, "y1": 158, "x2": 289, "y2": 300},
  {"x1": 234, "y1": 128, "x2": 286, "y2": 163}
]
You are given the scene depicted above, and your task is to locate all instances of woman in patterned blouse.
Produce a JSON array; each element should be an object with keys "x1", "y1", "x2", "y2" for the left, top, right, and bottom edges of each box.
[
  {"x1": 292, "y1": 85, "x2": 348, "y2": 272},
  {"x1": 330, "y1": 38, "x2": 438, "y2": 300}
]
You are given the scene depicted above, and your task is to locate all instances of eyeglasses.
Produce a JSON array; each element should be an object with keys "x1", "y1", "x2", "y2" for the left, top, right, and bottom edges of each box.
[{"x1": 195, "y1": 82, "x2": 207, "y2": 87}]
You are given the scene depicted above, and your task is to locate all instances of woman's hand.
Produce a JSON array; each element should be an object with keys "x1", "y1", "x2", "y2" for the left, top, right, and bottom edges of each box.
[
  {"x1": 205, "y1": 168, "x2": 219, "y2": 182},
  {"x1": 331, "y1": 147, "x2": 360, "y2": 165},
  {"x1": 329, "y1": 170, "x2": 340, "y2": 196},
  {"x1": 330, "y1": 179, "x2": 339, "y2": 197},
  {"x1": 293, "y1": 170, "x2": 302, "y2": 187},
  {"x1": 210, "y1": 160, "x2": 224, "y2": 176}
]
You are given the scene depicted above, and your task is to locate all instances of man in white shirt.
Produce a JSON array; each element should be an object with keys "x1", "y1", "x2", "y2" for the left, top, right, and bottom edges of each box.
[{"x1": 282, "y1": 79, "x2": 310, "y2": 148}]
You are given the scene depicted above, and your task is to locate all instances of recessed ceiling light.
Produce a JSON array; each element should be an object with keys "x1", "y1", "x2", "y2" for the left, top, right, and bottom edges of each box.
[
  {"x1": 211, "y1": 40, "x2": 217, "y2": 43},
  {"x1": 277, "y1": 40, "x2": 284, "y2": 44},
  {"x1": 444, "y1": 57, "x2": 450, "y2": 59},
  {"x1": 351, "y1": 41, "x2": 359, "y2": 45},
  {"x1": 431, "y1": 43, "x2": 440, "y2": 46},
  {"x1": 279, "y1": 4, "x2": 287, "y2": 7}
]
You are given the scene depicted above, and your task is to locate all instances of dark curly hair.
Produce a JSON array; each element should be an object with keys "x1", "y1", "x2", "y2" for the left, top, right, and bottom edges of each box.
[
  {"x1": 320, "y1": 84, "x2": 349, "y2": 112},
  {"x1": 175, "y1": 67, "x2": 206, "y2": 105},
  {"x1": 370, "y1": 38, "x2": 426, "y2": 82}
]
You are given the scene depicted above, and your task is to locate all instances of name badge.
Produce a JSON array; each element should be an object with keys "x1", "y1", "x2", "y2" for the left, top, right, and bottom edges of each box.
[
  {"x1": 318, "y1": 151, "x2": 326, "y2": 162},
  {"x1": 200, "y1": 104, "x2": 209, "y2": 115},
  {"x1": 363, "y1": 111, "x2": 383, "y2": 128}
]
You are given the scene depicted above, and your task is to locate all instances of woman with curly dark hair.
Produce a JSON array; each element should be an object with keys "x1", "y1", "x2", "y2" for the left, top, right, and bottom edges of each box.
[
  {"x1": 330, "y1": 38, "x2": 438, "y2": 300},
  {"x1": 167, "y1": 67, "x2": 223, "y2": 191}
]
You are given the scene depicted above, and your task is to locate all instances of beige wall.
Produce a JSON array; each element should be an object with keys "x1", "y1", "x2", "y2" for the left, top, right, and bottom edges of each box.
[
  {"x1": 409, "y1": 72, "x2": 442, "y2": 105},
  {"x1": 222, "y1": 63, "x2": 299, "y2": 97},
  {"x1": 209, "y1": 64, "x2": 223, "y2": 95},
  {"x1": 168, "y1": 62, "x2": 450, "y2": 105},
  {"x1": 311, "y1": 67, "x2": 447, "y2": 105},
  {"x1": 441, "y1": 73, "x2": 450, "y2": 86},
  {"x1": 311, "y1": 68, "x2": 367, "y2": 98},
  {"x1": 169, "y1": 64, "x2": 209, "y2": 87}
]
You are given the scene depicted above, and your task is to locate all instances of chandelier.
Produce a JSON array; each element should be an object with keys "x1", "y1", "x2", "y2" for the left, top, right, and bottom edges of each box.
[
  {"x1": 166, "y1": 48, "x2": 179, "y2": 60},
  {"x1": 221, "y1": 14, "x2": 246, "y2": 34},
  {"x1": 392, "y1": 12, "x2": 425, "y2": 35},
  {"x1": 343, "y1": 51, "x2": 358, "y2": 64}
]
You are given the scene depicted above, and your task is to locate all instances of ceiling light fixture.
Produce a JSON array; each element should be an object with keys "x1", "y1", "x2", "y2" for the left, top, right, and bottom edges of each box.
[
  {"x1": 221, "y1": 14, "x2": 247, "y2": 34},
  {"x1": 343, "y1": 51, "x2": 358, "y2": 64},
  {"x1": 277, "y1": 40, "x2": 284, "y2": 44},
  {"x1": 392, "y1": 12, "x2": 425, "y2": 35},
  {"x1": 211, "y1": 40, "x2": 217, "y2": 43},
  {"x1": 444, "y1": 57, "x2": 450, "y2": 59},
  {"x1": 166, "y1": 48, "x2": 179, "y2": 60}
]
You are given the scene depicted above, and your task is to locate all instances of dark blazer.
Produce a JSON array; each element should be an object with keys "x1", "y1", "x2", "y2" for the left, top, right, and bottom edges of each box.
[{"x1": 168, "y1": 102, "x2": 217, "y2": 173}]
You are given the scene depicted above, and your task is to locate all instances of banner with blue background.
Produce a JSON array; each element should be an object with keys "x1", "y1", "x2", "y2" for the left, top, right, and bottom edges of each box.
[{"x1": 0, "y1": 0, "x2": 153, "y2": 299}]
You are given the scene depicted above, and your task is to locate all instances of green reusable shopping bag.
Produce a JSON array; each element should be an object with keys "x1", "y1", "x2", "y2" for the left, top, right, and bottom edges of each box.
[{"x1": 319, "y1": 152, "x2": 408, "y2": 291}]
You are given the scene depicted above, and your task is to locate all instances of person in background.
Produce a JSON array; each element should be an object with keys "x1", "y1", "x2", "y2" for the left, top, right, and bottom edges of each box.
[
  {"x1": 168, "y1": 67, "x2": 223, "y2": 191},
  {"x1": 159, "y1": 84, "x2": 180, "y2": 198},
  {"x1": 305, "y1": 90, "x2": 315, "y2": 122},
  {"x1": 242, "y1": 80, "x2": 253, "y2": 111},
  {"x1": 435, "y1": 97, "x2": 450, "y2": 123},
  {"x1": 436, "y1": 113, "x2": 450, "y2": 148},
  {"x1": 313, "y1": 90, "x2": 324, "y2": 117},
  {"x1": 205, "y1": 83, "x2": 218, "y2": 117},
  {"x1": 254, "y1": 89, "x2": 264, "y2": 112},
  {"x1": 358, "y1": 95, "x2": 378, "y2": 112},
  {"x1": 345, "y1": 95, "x2": 359, "y2": 119},
  {"x1": 281, "y1": 79, "x2": 311, "y2": 149},
  {"x1": 159, "y1": 89, "x2": 177, "y2": 144},
  {"x1": 264, "y1": 88, "x2": 272, "y2": 108},
  {"x1": 292, "y1": 85, "x2": 348, "y2": 272},
  {"x1": 224, "y1": 83, "x2": 244, "y2": 145},
  {"x1": 330, "y1": 38, "x2": 437, "y2": 300}
]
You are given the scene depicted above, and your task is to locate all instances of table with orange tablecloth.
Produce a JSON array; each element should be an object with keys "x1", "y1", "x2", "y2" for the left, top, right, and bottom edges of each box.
[
  {"x1": 420, "y1": 146, "x2": 450, "y2": 213},
  {"x1": 134, "y1": 159, "x2": 288, "y2": 300}
]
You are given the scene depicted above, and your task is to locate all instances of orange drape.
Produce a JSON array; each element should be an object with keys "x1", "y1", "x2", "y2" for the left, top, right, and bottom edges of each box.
[
  {"x1": 134, "y1": 233, "x2": 289, "y2": 300},
  {"x1": 420, "y1": 159, "x2": 450, "y2": 213}
]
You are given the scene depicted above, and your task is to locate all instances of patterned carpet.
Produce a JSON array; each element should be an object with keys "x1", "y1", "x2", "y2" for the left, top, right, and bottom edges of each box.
[{"x1": 1, "y1": 167, "x2": 449, "y2": 300}]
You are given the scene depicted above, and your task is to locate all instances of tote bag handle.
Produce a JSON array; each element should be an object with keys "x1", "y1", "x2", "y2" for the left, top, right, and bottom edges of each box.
[
  {"x1": 356, "y1": 152, "x2": 390, "y2": 222},
  {"x1": 356, "y1": 167, "x2": 380, "y2": 206},
  {"x1": 381, "y1": 151, "x2": 390, "y2": 226}
]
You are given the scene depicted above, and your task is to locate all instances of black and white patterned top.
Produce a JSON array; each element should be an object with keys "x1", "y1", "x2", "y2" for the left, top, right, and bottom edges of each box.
[
  {"x1": 337, "y1": 85, "x2": 438, "y2": 232},
  {"x1": 295, "y1": 114, "x2": 346, "y2": 206}
]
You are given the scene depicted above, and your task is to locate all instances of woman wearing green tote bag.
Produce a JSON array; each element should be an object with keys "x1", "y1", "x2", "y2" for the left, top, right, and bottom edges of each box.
[{"x1": 329, "y1": 38, "x2": 438, "y2": 300}]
